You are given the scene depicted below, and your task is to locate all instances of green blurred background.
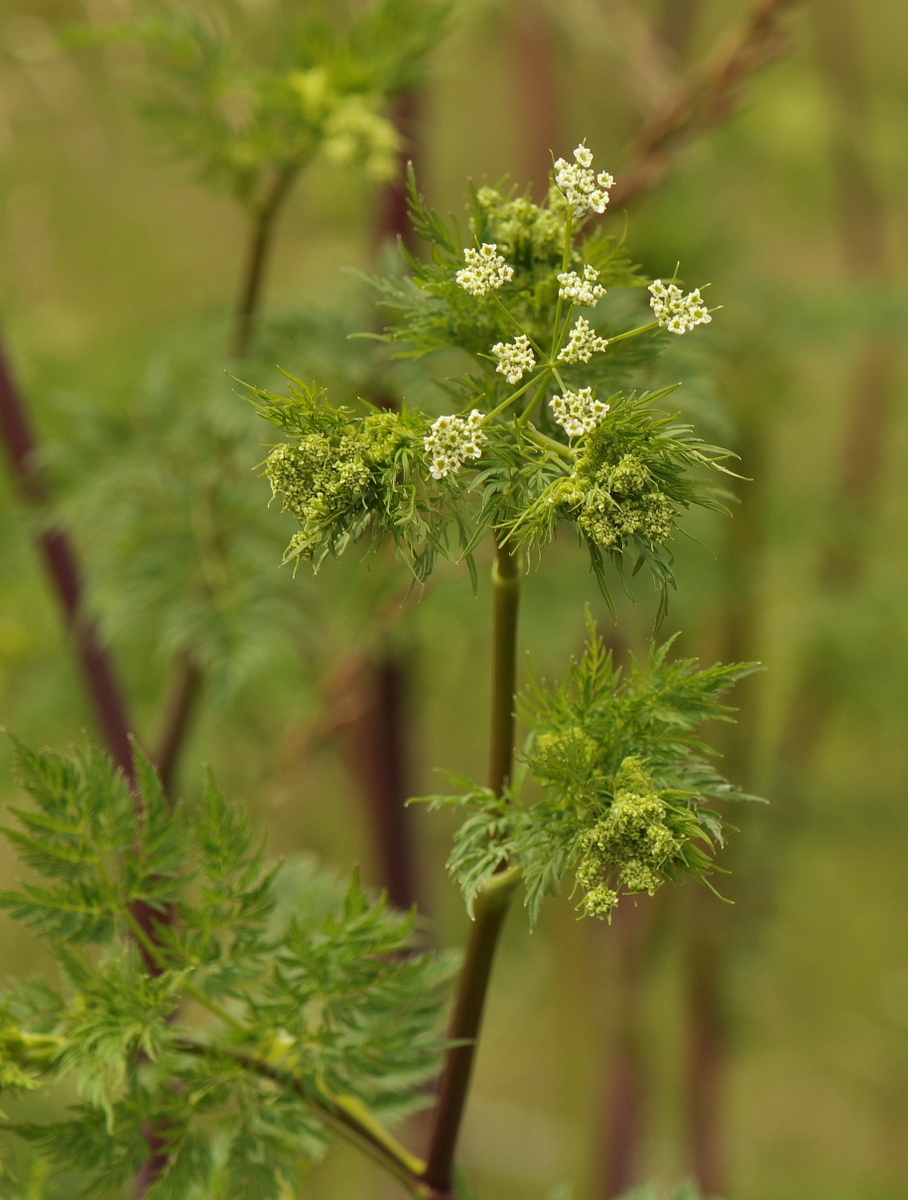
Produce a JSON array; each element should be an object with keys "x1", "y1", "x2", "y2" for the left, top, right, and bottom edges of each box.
[{"x1": 1, "y1": 1, "x2": 907, "y2": 1198}]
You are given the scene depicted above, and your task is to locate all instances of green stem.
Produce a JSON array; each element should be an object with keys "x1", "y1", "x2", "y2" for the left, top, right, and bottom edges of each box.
[
  {"x1": 173, "y1": 1038, "x2": 431, "y2": 1197},
  {"x1": 485, "y1": 372, "x2": 544, "y2": 421},
  {"x1": 516, "y1": 369, "x2": 554, "y2": 426},
  {"x1": 551, "y1": 365, "x2": 571, "y2": 393},
  {"x1": 550, "y1": 210, "x2": 575, "y2": 358},
  {"x1": 607, "y1": 319, "x2": 659, "y2": 345},
  {"x1": 523, "y1": 425, "x2": 576, "y2": 460},
  {"x1": 491, "y1": 293, "x2": 547, "y2": 360},
  {"x1": 487, "y1": 537, "x2": 521, "y2": 796},
  {"x1": 422, "y1": 537, "x2": 523, "y2": 1197},
  {"x1": 232, "y1": 165, "x2": 298, "y2": 359}
]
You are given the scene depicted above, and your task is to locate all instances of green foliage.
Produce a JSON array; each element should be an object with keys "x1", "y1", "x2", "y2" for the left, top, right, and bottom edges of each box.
[
  {"x1": 251, "y1": 376, "x2": 453, "y2": 578},
  {"x1": 259, "y1": 155, "x2": 731, "y2": 603},
  {"x1": 0, "y1": 742, "x2": 451, "y2": 1197},
  {"x1": 420, "y1": 620, "x2": 758, "y2": 926},
  {"x1": 50, "y1": 358, "x2": 310, "y2": 695},
  {"x1": 77, "y1": 0, "x2": 449, "y2": 212},
  {"x1": 619, "y1": 1183, "x2": 716, "y2": 1200}
]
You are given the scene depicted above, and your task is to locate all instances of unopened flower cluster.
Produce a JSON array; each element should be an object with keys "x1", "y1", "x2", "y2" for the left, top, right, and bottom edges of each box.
[
  {"x1": 557, "y1": 266, "x2": 606, "y2": 307},
  {"x1": 550, "y1": 387, "x2": 610, "y2": 438},
  {"x1": 456, "y1": 244, "x2": 514, "y2": 296},
  {"x1": 424, "y1": 410, "x2": 487, "y2": 479},
  {"x1": 266, "y1": 437, "x2": 371, "y2": 560},
  {"x1": 492, "y1": 335, "x2": 536, "y2": 384},
  {"x1": 559, "y1": 450, "x2": 675, "y2": 551},
  {"x1": 264, "y1": 410, "x2": 417, "y2": 562},
  {"x1": 474, "y1": 188, "x2": 568, "y2": 265},
  {"x1": 553, "y1": 144, "x2": 615, "y2": 216},
  {"x1": 649, "y1": 281, "x2": 712, "y2": 334},
  {"x1": 557, "y1": 317, "x2": 609, "y2": 365},
  {"x1": 576, "y1": 758, "x2": 681, "y2": 918}
]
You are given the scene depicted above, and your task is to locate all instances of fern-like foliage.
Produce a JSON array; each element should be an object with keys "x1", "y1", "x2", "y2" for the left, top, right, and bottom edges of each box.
[
  {"x1": 75, "y1": 0, "x2": 449, "y2": 212},
  {"x1": 49, "y1": 361, "x2": 311, "y2": 696},
  {"x1": 418, "y1": 620, "x2": 760, "y2": 926},
  {"x1": 0, "y1": 742, "x2": 451, "y2": 1198}
]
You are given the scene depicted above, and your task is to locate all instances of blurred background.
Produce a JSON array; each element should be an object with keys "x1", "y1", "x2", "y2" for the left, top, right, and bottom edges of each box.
[{"x1": 1, "y1": 1, "x2": 907, "y2": 1198}]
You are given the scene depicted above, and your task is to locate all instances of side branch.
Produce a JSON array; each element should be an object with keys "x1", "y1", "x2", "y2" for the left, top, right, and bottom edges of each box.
[
  {"x1": 611, "y1": 0, "x2": 808, "y2": 209},
  {"x1": 0, "y1": 326, "x2": 136, "y2": 783},
  {"x1": 173, "y1": 1037, "x2": 433, "y2": 1197}
]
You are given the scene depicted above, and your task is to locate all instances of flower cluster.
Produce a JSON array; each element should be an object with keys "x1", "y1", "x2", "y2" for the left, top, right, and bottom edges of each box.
[
  {"x1": 576, "y1": 758, "x2": 681, "y2": 919},
  {"x1": 570, "y1": 452, "x2": 675, "y2": 550},
  {"x1": 260, "y1": 402, "x2": 428, "y2": 567},
  {"x1": 557, "y1": 265, "x2": 606, "y2": 307},
  {"x1": 557, "y1": 317, "x2": 609, "y2": 365},
  {"x1": 455, "y1": 244, "x2": 514, "y2": 296},
  {"x1": 475, "y1": 188, "x2": 568, "y2": 266},
  {"x1": 549, "y1": 387, "x2": 610, "y2": 438},
  {"x1": 553, "y1": 144, "x2": 615, "y2": 216},
  {"x1": 649, "y1": 280, "x2": 712, "y2": 334},
  {"x1": 424, "y1": 410, "x2": 487, "y2": 479},
  {"x1": 266, "y1": 437, "x2": 372, "y2": 557},
  {"x1": 321, "y1": 93, "x2": 401, "y2": 181},
  {"x1": 492, "y1": 334, "x2": 536, "y2": 384}
]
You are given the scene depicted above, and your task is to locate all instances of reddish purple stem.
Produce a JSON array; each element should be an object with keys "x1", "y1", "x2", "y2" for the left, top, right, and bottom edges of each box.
[{"x1": 0, "y1": 327, "x2": 136, "y2": 783}]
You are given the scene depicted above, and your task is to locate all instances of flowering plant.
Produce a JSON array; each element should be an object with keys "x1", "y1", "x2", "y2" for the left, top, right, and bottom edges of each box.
[{"x1": 0, "y1": 144, "x2": 755, "y2": 1200}]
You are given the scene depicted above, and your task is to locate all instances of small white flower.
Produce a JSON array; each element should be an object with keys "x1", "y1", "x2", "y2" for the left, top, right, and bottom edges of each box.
[
  {"x1": 491, "y1": 335, "x2": 536, "y2": 385},
  {"x1": 557, "y1": 317, "x2": 609, "y2": 364},
  {"x1": 423, "y1": 410, "x2": 487, "y2": 479},
  {"x1": 553, "y1": 144, "x2": 615, "y2": 216},
  {"x1": 456, "y1": 244, "x2": 514, "y2": 296},
  {"x1": 557, "y1": 265, "x2": 606, "y2": 307},
  {"x1": 648, "y1": 280, "x2": 712, "y2": 334},
  {"x1": 549, "y1": 387, "x2": 610, "y2": 438}
]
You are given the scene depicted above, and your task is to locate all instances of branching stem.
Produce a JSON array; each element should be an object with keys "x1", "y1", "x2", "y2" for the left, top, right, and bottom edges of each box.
[
  {"x1": 422, "y1": 536, "x2": 523, "y2": 1197},
  {"x1": 523, "y1": 426, "x2": 576, "y2": 460}
]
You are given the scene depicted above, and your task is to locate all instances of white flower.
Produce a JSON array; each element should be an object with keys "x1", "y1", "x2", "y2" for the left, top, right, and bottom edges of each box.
[
  {"x1": 491, "y1": 335, "x2": 536, "y2": 385},
  {"x1": 456, "y1": 244, "x2": 514, "y2": 296},
  {"x1": 553, "y1": 144, "x2": 615, "y2": 215},
  {"x1": 557, "y1": 265, "x2": 606, "y2": 307},
  {"x1": 557, "y1": 316, "x2": 609, "y2": 364},
  {"x1": 648, "y1": 280, "x2": 712, "y2": 334},
  {"x1": 423, "y1": 410, "x2": 487, "y2": 479},
  {"x1": 549, "y1": 387, "x2": 610, "y2": 438}
]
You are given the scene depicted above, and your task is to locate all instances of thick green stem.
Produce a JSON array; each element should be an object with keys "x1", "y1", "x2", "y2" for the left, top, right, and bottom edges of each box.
[
  {"x1": 423, "y1": 537, "x2": 523, "y2": 1197},
  {"x1": 487, "y1": 537, "x2": 521, "y2": 795}
]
